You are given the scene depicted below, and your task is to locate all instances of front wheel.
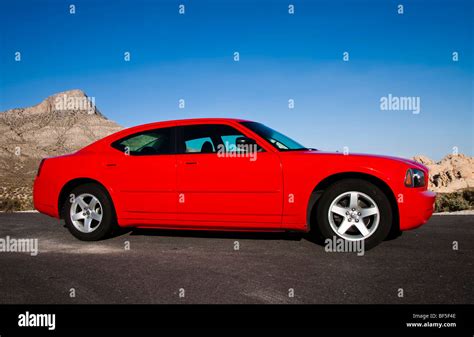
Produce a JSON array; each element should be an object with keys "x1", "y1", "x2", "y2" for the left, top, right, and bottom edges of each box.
[
  {"x1": 62, "y1": 183, "x2": 116, "y2": 241},
  {"x1": 315, "y1": 179, "x2": 393, "y2": 250}
]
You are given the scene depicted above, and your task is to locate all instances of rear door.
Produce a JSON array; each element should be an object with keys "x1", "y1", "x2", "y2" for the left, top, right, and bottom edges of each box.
[{"x1": 105, "y1": 126, "x2": 177, "y2": 222}]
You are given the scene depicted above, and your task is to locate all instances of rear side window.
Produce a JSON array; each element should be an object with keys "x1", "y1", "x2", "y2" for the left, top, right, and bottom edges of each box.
[{"x1": 112, "y1": 127, "x2": 174, "y2": 156}]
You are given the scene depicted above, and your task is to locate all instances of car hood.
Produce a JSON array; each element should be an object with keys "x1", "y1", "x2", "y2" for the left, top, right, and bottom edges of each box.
[{"x1": 299, "y1": 150, "x2": 428, "y2": 171}]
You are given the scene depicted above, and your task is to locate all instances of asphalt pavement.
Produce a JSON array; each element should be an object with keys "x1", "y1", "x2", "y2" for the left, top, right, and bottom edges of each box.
[{"x1": 0, "y1": 213, "x2": 472, "y2": 304}]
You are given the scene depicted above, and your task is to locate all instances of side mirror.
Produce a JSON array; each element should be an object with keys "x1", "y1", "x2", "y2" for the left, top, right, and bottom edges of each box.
[
  {"x1": 236, "y1": 137, "x2": 257, "y2": 146},
  {"x1": 235, "y1": 137, "x2": 257, "y2": 152}
]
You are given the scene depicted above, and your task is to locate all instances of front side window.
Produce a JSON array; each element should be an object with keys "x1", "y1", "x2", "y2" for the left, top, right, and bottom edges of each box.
[
  {"x1": 112, "y1": 127, "x2": 174, "y2": 155},
  {"x1": 177, "y1": 124, "x2": 262, "y2": 154},
  {"x1": 185, "y1": 136, "x2": 215, "y2": 153}
]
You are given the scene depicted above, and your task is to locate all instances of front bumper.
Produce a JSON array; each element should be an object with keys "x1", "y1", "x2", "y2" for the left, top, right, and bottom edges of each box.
[{"x1": 399, "y1": 190, "x2": 436, "y2": 231}]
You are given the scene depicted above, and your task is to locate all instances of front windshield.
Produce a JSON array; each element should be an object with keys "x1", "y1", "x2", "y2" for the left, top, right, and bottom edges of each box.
[{"x1": 241, "y1": 121, "x2": 307, "y2": 151}]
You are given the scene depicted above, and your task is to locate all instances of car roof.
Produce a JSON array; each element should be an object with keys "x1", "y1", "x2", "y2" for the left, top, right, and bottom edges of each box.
[
  {"x1": 170, "y1": 117, "x2": 249, "y2": 125},
  {"x1": 127, "y1": 117, "x2": 250, "y2": 131}
]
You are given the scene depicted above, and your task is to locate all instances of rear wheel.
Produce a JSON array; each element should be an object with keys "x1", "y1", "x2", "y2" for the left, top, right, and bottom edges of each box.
[
  {"x1": 62, "y1": 183, "x2": 116, "y2": 241},
  {"x1": 315, "y1": 179, "x2": 392, "y2": 250}
]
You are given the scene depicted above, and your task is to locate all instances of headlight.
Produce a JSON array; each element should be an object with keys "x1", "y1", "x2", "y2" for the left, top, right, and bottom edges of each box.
[{"x1": 404, "y1": 168, "x2": 425, "y2": 187}]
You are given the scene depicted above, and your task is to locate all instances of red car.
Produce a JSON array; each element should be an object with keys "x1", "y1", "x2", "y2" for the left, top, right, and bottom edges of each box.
[{"x1": 33, "y1": 118, "x2": 436, "y2": 249}]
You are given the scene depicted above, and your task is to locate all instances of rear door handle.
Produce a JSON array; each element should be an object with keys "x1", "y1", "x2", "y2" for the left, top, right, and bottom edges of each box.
[{"x1": 185, "y1": 161, "x2": 197, "y2": 165}]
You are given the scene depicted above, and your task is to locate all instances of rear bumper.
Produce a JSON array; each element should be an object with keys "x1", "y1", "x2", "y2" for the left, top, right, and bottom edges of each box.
[
  {"x1": 399, "y1": 190, "x2": 436, "y2": 231},
  {"x1": 33, "y1": 177, "x2": 59, "y2": 218}
]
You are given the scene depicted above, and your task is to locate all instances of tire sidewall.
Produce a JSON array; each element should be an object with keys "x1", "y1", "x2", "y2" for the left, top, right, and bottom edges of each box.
[{"x1": 316, "y1": 179, "x2": 392, "y2": 250}]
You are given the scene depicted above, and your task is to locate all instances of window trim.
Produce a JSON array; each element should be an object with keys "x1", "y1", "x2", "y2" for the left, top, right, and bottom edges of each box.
[{"x1": 175, "y1": 123, "x2": 266, "y2": 155}]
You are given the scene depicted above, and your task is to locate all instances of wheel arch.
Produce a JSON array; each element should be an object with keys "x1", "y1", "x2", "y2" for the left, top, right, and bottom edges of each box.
[
  {"x1": 306, "y1": 172, "x2": 400, "y2": 235},
  {"x1": 58, "y1": 178, "x2": 117, "y2": 220}
]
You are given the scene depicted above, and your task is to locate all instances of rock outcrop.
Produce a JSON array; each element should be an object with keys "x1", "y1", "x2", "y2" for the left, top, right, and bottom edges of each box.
[
  {"x1": 0, "y1": 89, "x2": 122, "y2": 159},
  {"x1": 413, "y1": 154, "x2": 474, "y2": 193}
]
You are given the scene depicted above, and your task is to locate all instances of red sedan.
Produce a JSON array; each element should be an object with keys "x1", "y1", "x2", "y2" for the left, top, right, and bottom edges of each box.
[{"x1": 33, "y1": 118, "x2": 436, "y2": 249}]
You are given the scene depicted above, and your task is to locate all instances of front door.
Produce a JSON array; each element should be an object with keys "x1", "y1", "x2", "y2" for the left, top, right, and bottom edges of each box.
[{"x1": 176, "y1": 123, "x2": 282, "y2": 227}]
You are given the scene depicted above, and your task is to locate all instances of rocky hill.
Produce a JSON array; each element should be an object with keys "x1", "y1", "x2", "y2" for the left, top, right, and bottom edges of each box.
[
  {"x1": 413, "y1": 154, "x2": 473, "y2": 193},
  {"x1": 0, "y1": 90, "x2": 123, "y2": 210}
]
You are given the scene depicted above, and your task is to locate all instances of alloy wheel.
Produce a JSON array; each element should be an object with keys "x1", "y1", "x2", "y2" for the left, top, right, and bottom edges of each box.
[
  {"x1": 327, "y1": 191, "x2": 380, "y2": 241},
  {"x1": 69, "y1": 193, "x2": 103, "y2": 233}
]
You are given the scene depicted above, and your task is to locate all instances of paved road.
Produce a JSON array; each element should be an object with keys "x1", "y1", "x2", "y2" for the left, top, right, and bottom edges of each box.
[{"x1": 0, "y1": 213, "x2": 472, "y2": 304}]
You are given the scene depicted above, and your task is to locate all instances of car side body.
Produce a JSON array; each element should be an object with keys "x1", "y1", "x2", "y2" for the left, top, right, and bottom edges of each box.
[{"x1": 33, "y1": 118, "x2": 436, "y2": 246}]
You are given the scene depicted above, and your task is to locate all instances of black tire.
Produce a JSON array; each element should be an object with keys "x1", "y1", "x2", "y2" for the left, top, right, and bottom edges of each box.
[
  {"x1": 315, "y1": 179, "x2": 392, "y2": 250},
  {"x1": 62, "y1": 183, "x2": 116, "y2": 241}
]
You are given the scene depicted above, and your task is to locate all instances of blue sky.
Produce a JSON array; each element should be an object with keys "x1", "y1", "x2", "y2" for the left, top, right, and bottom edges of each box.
[{"x1": 1, "y1": 0, "x2": 472, "y2": 160}]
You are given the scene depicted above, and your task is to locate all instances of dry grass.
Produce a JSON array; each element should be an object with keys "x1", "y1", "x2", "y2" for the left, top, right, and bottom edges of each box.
[{"x1": 0, "y1": 185, "x2": 33, "y2": 212}]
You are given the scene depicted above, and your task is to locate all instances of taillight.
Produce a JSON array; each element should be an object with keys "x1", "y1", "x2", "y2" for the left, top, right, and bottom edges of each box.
[{"x1": 37, "y1": 159, "x2": 45, "y2": 177}]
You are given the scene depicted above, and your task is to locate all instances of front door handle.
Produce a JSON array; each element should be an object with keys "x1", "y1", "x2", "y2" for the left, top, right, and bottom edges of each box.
[{"x1": 185, "y1": 161, "x2": 197, "y2": 165}]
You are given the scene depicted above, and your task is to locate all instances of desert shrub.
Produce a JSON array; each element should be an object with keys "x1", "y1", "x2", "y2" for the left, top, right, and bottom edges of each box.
[
  {"x1": 461, "y1": 189, "x2": 474, "y2": 204},
  {"x1": 435, "y1": 191, "x2": 472, "y2": 213},
  {"x1": 0, "y1": 197, "x2": 23, "y2": 212}
]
